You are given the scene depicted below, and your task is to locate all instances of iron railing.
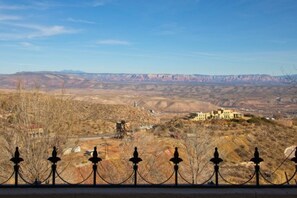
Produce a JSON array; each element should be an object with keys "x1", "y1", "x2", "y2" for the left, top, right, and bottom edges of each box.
[{"x1": 0, "y1": 146, "x2": 296, "y2": 187}]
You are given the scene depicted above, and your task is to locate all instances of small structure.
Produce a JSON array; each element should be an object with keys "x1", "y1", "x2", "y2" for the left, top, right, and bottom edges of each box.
[
  {"x1": 133, "y1": 101, "x2": 138, "y2": 107},
  {"x1": 27, "y1": 124, "x2": 44, "y2": 138},
  {"x1": 116, "y1": 120, "x2": 128, "y2": 138}
]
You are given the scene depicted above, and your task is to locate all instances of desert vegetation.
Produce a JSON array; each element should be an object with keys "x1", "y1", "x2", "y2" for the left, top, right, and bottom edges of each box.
[
  {"x1": 0, "y1": 89, "x2": 157, "y2": 182},
  {"x1": 0, "y1": 84, "x2": 296, "y2": 184},
  {"x1": 150, "y1": 118, "x2": 297, "y2": 184},
  {"x1": 0, "y1": 89, "x2": 79, "y2": 181}
]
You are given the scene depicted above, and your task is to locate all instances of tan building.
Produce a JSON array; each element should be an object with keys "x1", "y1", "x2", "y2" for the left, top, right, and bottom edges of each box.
[
  {"x1": 190, "y1": 112, "x2": 208, "y2": 121},
  {"x1": 190, "y1": 108, "x2": 243, "y2": 121},
  {"x1": 28, "y1": 127, "x2": 44, "y2": 138}
]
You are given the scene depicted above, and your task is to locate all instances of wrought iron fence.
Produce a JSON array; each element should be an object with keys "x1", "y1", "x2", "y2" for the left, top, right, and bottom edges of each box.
[{"x1": 1, "y1": 146, "x2": 296, "y2": 187}]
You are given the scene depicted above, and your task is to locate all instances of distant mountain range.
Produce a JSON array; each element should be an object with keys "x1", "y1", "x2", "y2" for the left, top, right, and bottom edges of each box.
[{"x1": 0, "y1": 71, "x2": 295, "y2": 89}]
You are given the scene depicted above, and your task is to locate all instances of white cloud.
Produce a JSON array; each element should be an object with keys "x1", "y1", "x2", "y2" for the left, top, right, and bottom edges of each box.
[
  {"x1": 0, "y1": 22, "x2": 78, "y2": 40},
  {"x1": 0, "y1": 1, "x2": 62, "y2": 10},
  {"x1": 0, "y1": 33, "x2": 25, "y2": 40},
  {"x1": 19, "y1": 42, "x2": 40, "y2": 50},
  {"x1": 28, "y1": 1, "x2": 58, "y2": 9},
  {"x1": 0, "y1": 14, "x2": 21, "y2": 21},
  {"x1": 13, "y1": 23, "x2": 77, "y2": 37},
  {"x1": 0, "y1": 4, "x2": 27, "y2": 10},
  {"x1": 96, "y1": 39, "x2": 131, "y2": 45},
  {"x1": 19, "y1": 42, "x2": 33, "y2": 47},
  {"x1": 29, "y1": 25, "x2": 76, "y2": 37},
  {"x1": 66, "y1": 17, "x2": 96, "y2": 24}
]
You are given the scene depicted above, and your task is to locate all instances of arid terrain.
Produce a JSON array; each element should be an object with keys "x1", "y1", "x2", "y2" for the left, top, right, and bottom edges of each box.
[
  {"x1": 1, "y1": 71, "x2": 297, "y2": 117},
  {"x1": 0, "y1": 71, "x2": 296, "y2": 185}
]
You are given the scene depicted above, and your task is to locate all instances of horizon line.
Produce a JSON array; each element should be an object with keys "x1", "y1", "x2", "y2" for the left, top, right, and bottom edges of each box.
[{"x1": 0, "y1": 70, "x2": 295, "y2": 77}]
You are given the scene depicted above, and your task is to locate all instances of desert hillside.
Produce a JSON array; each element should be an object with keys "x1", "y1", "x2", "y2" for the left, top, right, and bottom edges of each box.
[
  {"x1": 0, "y1": 91, "x2": 158, "y2": 136},
  {"x1": 0, "y1": 90, "x2": 296, "y2": 185}
]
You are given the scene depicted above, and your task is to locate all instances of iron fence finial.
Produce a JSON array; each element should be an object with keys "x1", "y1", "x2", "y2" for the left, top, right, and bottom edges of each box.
[
  {"x1": 10, "y1": 147, "x2": 23, "y2": 186},
  {"x1": 48, "y1": 147, "x2": 61, "y2": 185},
  {"x1": 170, "y1": 147, "x2": 182, "y2": 186},
  {"x1": 88, "y1": 147, "x2": 102, "y2": 185},
  {"x1": 250, "y1": 147, "x2": 263, "y2": 186},
  {"x1": 210, "y1": 147, "x2": 223, "y2": 186},
  {"x1": 250, "y1": 147, "x2": 263, "y2": 165},
  {"x1": 10, "y1": 147, "x2": 23, "y2": 165},
  {"x1": 48, "y1": 147, "x2": 61, "y2": 164},
  {"x1": 89, "y1": 147, "x2": 102, "y2": 164},
  {"x1": 210, "y1": 147, "x2": 223, "y2": 165},
  {"x1": 129, "y1": 147, "x2": 142, "y2": 185},
  {"x1": 170, "y1": 147, "x2": 183, "y2": 165},
  {"x1": 129, "y1": 147, "x2": 142, "y2": 164}
]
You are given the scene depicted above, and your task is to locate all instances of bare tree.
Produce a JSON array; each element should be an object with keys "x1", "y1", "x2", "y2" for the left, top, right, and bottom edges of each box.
[
  {"x1": 180, "y1": 126, "x2": 213, "y2": 184},
  {"x1": 0, "y1": 85, "x2": 78, "y2": 182}
]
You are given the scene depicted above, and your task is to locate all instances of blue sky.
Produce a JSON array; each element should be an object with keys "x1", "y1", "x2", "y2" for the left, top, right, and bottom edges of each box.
[{"x1": 0, "y1": 0, "x2": 297, "y2": 75}]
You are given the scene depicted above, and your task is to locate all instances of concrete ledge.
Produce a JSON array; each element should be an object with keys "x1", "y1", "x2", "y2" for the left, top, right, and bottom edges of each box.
[{"x1": 0, "y1": 187, "x2": 297, "y2": 198}]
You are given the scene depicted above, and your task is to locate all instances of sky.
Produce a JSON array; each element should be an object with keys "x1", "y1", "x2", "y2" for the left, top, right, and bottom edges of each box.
[{"x1": 0, "y1": 0, "x2": 297, "y2": 75}]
